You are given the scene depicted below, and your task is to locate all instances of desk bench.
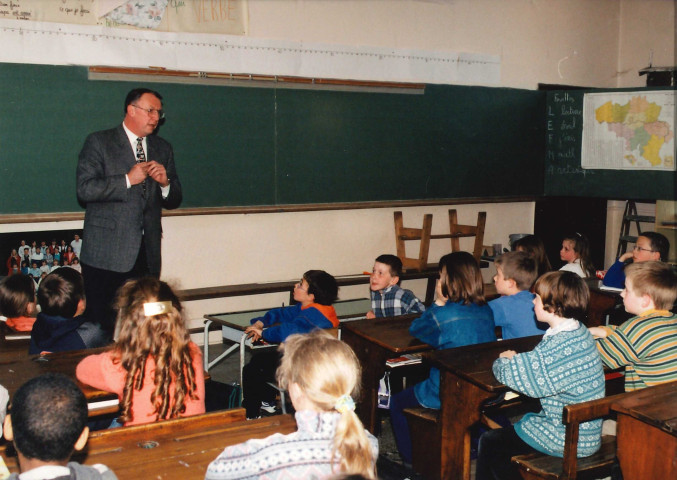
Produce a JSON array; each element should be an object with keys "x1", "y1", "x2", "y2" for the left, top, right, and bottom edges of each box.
[
  {"x1": 1, "y1": 409, "x2": 298, "y2": 480},
  {"x1": 0, "y1": 348, "x2": 119, "y2": 417}
]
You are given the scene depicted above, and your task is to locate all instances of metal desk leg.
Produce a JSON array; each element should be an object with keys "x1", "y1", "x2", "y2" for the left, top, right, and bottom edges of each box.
[{"x1": 203, "y1": 319, "x2": 241, "y2": 372}]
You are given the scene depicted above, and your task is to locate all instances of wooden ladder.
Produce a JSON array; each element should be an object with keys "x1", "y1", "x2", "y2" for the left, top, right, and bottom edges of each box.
[{"x1": 616, "y1": 200, "x2": 656, "y2": 258}]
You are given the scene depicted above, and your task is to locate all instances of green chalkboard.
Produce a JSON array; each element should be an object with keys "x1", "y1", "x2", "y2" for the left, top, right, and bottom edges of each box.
[
  {"x1": 544, "y1": 88, "x2": 676, "y2": 200},
  {"x1": 0, "y1": 63, "x2": 545, "y2": 214}
]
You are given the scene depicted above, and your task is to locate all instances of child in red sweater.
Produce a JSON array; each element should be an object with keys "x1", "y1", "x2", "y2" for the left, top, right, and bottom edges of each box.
[{"x1": 76, "y1": 277, "x2": 205, "y2": 426}]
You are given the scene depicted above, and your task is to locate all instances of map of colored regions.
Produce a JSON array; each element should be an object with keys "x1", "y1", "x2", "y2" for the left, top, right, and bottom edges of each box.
[{"x1": 582, "y1": 91, "x2": 675, "y2": 171}]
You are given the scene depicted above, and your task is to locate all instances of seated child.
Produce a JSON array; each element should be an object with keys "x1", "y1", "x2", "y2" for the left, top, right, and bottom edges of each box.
[
  {"x1": 3, "y1": 373, "x2": 117, "y2": 480},
  {"x1": 489, "y1": 251, "x2": 545, "y2": 339},
  {"x1": 20, "y1": 260, "x2": 29, "y2": 276},
  {"x1": 28, "y1": 261, "x2": 41, "y2": 281},
  {"x1": 50, "y1": 259, "x2": 61, "y2": 272},
  {"x1": 602, "y1": 231, "x2": 669, "y2": 289},
  {"x1": 77, "y1": 277, "x2": 205, "y2": 426},
  {"x1": 206, "y1": 330, "x2": 378, "y2": 480},
  {"x1": 0, "y1": 274, "x2": 37, "y2": 332},
  {"x1": 365, "y1": 254, "x2": 425, "y2": 318},
  {"x1": 590, "y1": 261, "x2": 677, "y2": 391},
  {"x1": 29, "y1": 268, "x2": 88, "y2": 354},
  {"x1": 512, "y1": 234, "x2": 552, "y2": 277},
  {"x1": 242, "y1": 270, "x2": 339, "y2": 419},
  {"x1": 559, "y1": 232, "x2": 595, "y2": 278},
  {"x1": 39, "y1": 259, "x2": 50, "y2": 275},
  {"x1": 389, "y1": 252, "x2": 496, "y2": 464},
  {"x1": 476, "y1": 271, "x2": 605, "y2": 480}
]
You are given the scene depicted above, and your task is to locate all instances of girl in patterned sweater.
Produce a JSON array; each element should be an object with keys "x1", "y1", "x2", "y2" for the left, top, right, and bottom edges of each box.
[
  {"x1": 206, "y1": 330, "x2": 378, "y2": 479},
  {"x1": 476, "y1": 271, "x2": 605, "y2": 480}
]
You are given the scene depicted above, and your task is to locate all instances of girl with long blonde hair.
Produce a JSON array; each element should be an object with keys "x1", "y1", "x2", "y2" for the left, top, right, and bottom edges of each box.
[
  {"x1": 76, "y1": 277, "x2": 205, "y2": 426},
  {"x1": 206, "y1": 330, "x2": 378, "y2": 480}
]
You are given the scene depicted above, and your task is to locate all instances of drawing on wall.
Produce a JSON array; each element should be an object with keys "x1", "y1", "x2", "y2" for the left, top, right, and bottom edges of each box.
[
  {"x1": 0, "y1": 0, "x2": 247, "y2": 35},
  {"x1": 582, "y1": 91, "x2": 675, "y2": 171}
]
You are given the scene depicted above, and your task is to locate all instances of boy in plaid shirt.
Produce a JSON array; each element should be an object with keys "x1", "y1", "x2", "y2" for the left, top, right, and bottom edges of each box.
[{"x1": 366, "y1": 254, "x2": 425, "y2": 318}]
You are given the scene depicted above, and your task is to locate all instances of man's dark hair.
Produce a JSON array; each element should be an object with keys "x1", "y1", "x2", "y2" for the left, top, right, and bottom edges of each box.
[
  {"x1": 303, "y1": 270, "x2": 339, "y2": 306},
  {"x1": 11, "y1": 373, "x2": 87, "y2": 461},
  {"x1": 0, "y1": 274, "x2": 35, "y2": 317},
  {"x1": 124, "y1": 88, "x2": 163, "y2": 113},
  {"x1": 37, "y1": 268, "x2": 85, "y2": 318},
  {"x1": 375, "y1": 254, "x2": 403, "y2": 278},
  {"x1": 641, "y1": 231, "x2": 670, "y2": 262}
]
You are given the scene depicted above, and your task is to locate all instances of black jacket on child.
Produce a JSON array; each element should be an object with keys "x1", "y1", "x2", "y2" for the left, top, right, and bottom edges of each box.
[{"x1": 29, "y1": 313, "x2": 87, "y2": 354}]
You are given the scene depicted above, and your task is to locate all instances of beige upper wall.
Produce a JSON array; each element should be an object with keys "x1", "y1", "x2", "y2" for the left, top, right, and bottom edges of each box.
[{"x1": 247, "y1": 0, "x2": 674, "y2": 89}]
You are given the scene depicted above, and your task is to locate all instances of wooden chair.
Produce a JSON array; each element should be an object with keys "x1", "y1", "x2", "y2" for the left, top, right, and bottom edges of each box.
[
  {"x1": 511, "y1": 393, "x2": 627, "y2": 480},
  {"x1": 394, "y1": 209, "x2": 486, "y2": 271}
]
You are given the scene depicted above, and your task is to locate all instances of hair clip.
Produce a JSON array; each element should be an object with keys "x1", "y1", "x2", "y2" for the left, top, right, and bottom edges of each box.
[
  {"x1": 334, "y1": 394, "x2": 355, "y2": 414},
  {"x1": 143, "y1": 301, "x2": 172, "y2": 317}
]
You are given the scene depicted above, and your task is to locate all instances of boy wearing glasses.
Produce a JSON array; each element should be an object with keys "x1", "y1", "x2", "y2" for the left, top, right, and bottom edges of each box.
[
  {"x1": 602, "y1": 231, "x2": 669, "y2": 288},
  {"x1": 590, "y1": 261, "x2": 677, "y2": 391},
  {"x1": 242, "y1": 270, "x2": 339, "y2": 419}
]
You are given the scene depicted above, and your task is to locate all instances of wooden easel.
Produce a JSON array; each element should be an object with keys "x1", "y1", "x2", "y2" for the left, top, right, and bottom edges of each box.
[{"x1": 394, "y1": 209, "x2": 487, "y2": 271}]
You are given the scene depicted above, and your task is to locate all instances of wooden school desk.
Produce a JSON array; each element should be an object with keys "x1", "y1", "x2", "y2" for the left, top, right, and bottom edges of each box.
[
  {"x1": 202, "y1": 297, "x2": 372, "y2": 377},
  {"x1": 0, "y1": 348, "x2": 118, "y2": 416},
  {"x1": 341, "y1": 313, "x2": 429, "y2": 434},
  {"x1": 1, "y1": 411, "x2": 298, "y2": 480},
  {"x1": 427, "y1": 335, "x2": 542, "y2": 480},
  {"x1": 342, "y1": 283, "x2": 499, "y2": 434},
  {"x1": 611, "y1": 381, "x2": 677, "y2": 479},
  {"x1": 585, "y1": 278, "x2": 623, "y2": 327}
]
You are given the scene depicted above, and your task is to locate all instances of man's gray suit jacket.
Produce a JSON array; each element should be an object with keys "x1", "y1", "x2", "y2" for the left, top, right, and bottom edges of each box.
[{"x1": 76, "y1": 125, "x2": 182, "y2": 275}]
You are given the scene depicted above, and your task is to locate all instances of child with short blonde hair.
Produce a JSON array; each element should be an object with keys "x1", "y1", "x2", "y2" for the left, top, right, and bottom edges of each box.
[{"x1": 590, "y1": 261, "x2": 677, "y2": 391}]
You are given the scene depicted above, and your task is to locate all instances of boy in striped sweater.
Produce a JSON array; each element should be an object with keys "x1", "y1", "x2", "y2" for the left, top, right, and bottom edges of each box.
[
  {"x1": 589, "y1": 261, "x2": 677, "y2": 391},
  {"x1": 476, "y1": 272, "x2": 605, "y2": 480}
]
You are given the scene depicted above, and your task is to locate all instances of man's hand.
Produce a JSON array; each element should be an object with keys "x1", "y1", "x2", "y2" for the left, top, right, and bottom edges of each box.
[
  {"x1": 146, "y1": 161, "x2": 169, "y2": 187},
  {"x1": 127, "y1": 163, "x2": 148, "y2": 185}
]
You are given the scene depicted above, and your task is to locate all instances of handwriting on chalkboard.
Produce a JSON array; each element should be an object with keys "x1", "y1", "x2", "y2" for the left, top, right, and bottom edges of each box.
[{"x1": 545, "y1": 91, "x2": 593, "y2": 175}]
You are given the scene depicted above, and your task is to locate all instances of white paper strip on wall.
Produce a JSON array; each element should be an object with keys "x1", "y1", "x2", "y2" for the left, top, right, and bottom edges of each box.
[{"x1": 0, "y1": 18, "x2": 500, "y2": 86}]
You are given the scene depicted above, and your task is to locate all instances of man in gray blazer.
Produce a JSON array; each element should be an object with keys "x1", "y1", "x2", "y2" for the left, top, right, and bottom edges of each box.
[{"x1": 76, "y1": 88, "x2": 182, "y2": 342}]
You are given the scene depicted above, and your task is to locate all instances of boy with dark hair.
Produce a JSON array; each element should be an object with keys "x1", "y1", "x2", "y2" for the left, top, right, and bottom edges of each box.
[
  {"x1": 366, "y1": 254, "x2": 425, "y2": 319},
  {"x1": 242, "y1": 270, "x2": 340, "y2": 418},
  {"x1": 0, "y1": 274, "x2": 37, "y2": 332},
  {"x1": 4, "y1": 373, "x2": 117, "y2": 479},
  {"x1": 602, "y1": 231, "x2": 670, "y2": 288},
  {"x1": 489, "y1": 251, "x2": 546, "y2": 339},
  {"x1": 29, "y1": 268, "x2": 88, "y2": 354},
  {"x1": 590, "y1": 261, "x2": 677, "y2": 390}
]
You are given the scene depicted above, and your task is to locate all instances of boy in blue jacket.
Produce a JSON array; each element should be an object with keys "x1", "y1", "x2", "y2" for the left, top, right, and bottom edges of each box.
[{"x1": 242, "y1": 270, "x2": 338, "y2": 418}]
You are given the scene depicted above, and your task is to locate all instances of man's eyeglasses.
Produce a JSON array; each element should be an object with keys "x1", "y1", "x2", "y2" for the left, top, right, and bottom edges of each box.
[
  {"x1": 131, "y1": 104, "x2": 165, "y2": 119},
  {"x1": 632, "y1": 245, "x2": 655, "y2": 253}
]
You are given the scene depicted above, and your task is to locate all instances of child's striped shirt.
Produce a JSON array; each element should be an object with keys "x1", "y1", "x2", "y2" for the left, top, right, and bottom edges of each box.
[{"x1": 595, "y1": 309, "x2": 677, "y2": 391}]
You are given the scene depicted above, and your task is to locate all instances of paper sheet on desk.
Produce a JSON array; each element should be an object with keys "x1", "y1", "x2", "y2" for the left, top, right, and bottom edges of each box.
[{"x1": 600, "y1": 285, "x2": 623, "y2": 292}]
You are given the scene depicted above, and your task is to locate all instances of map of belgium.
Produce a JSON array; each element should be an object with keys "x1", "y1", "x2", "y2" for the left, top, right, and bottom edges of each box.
[
  {"x1": 595, "y1": 96, "x2": 674, "y2": 167},
  {"x1": 585, "y1": 92, "x2": 675, "y2": 170}
]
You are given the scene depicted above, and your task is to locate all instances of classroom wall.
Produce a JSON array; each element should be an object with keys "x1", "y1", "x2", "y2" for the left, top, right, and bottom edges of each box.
[
  {"x1": 2, "y1": 0, "x2": 674, "y2": 336},
  {"x1": 246, "y1": 0, "x2": 675, "y2": 89}
]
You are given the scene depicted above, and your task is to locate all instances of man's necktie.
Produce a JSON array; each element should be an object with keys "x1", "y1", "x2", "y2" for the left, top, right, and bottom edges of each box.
[{"x1": 136, "y1": 137, "x2": 146, "y2": 196}]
